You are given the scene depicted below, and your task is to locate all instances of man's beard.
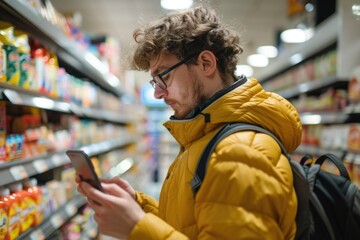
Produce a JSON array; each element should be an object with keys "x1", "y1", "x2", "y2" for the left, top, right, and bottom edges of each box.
[{"x1": 173, "y1": 77, "x2": 206, "y2": 119}]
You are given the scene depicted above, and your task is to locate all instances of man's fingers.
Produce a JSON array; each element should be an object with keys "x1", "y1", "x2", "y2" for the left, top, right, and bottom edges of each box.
[{"x1": 101, "y1": 182, "x2": 129, "y2": 197}]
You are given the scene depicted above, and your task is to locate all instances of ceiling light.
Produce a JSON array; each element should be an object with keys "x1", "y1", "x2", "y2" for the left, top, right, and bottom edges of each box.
[
  {"x1": 235, "y1": 65, "x2": 253, "y2": 77},
  {"x1": 353, "y1": 4, "x2": 360, "y2": 16},
  {"x1": 280, "y1": 28, "x2": 314, "y2": 43},
  {"x1": 161, "y1": 0, "x2": 193, "y2": 10},
  {"x1": 247, "y1": 54, "x2": 269, "y2": 67},
  {"x1": 305, "y1": 3, "x2": 314, "y2": 12},
  {"x1": 256, "y1": 46, "x2": 278, "y2": 58}
]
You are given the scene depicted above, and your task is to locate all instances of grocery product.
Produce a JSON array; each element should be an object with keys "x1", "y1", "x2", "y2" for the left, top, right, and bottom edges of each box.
[
  {"x1": 30, "y1": 40, "x2": 45, "y2": 92},
  {"x1": 4, "y1": 185, "x2": 20, "y2": 240},
  {"x1": 8, "y1": 182, "x2": 32, "y2": 234},
  {"x1": 349, "y1": 65, "x2": 360, "y2": 101},
  {"x1": 0, "y1": 21, "x2": 20, "y2": 86},
  {"x1": 0, "y1": 101, "x2": 6, "y2": 163},
  {"x1": 14, "y1": 30, "x2": 31, "y2": 89},
  {"x1": 348, "y1": 124, "x2": 360, "y2": 151},
  {"x1": 0, "y1": 39, "x2": 5, "y2": 82},
  {"x1": 23, "y1": 178, "x2": 43, "y2": 226},
  {"x1": 0, "y1": 188, "x2": 10, "y2": 240}
]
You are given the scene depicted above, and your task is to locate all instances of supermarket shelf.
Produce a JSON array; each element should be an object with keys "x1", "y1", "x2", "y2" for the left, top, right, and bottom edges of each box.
[
  {"x1": 1, "y1": 87, "x2": 71, "y2": 113},
  {"x1": 80, "y1": 215, "x2": 98, "y2": 240},
  {"x1": 0, "y1": 135, "x2": 135, "y2": 187},
  {"x1": 275, "y1": 76, "x2": 348, "y2": 99},
  {"x1": 300, "y1": 112, "x2": 348, "y2": 125},
  {"x1": 345, "y1": 152, "x2": 360, "y2": 166},
  {"x1": 0, "y1": 152, "x2": 69, "y2": 187},
  {"x1": 0, "y1": 84, "x2": 132, "y2": 124},
  {"x1": 80, "y1": 135, "x2": 136, "y2": 156},
  {"x1": 257, "y1": 13, "x2": 338, "y2": 82},
  {"x1": 79, "y1": 106, "x2": 133, "y2": 124},
  {"x1": 0, "y1": 0, "x2": 123, "y2": 97},
  {"x1": 294, "y1": 145, "x2": 360, "y2": 165},
  {"x1": 18, "y1": 195, "x2": 86, "y2": 240},
  {"x1": 294, "y1": 145, "x2": 346, "y2": 159}
]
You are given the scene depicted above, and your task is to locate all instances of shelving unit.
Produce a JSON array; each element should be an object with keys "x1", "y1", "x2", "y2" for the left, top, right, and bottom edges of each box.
[
  {"x1": 0, "y1": 0, "x2": 149, "y2": 238},
  {"x1": 0, "y1": 135, "x2": 136, "y2": 186},
  {"x1": 0, "y1": 0, "x2": 123, "y2": 97},
  {"x1": 257, "y1": 13, "x2": 338, "y2": 82},
  {"x1": 0, "y1": 82, "x2": 133, "y2": 123},
  {"x1": 275, "y1": 75, "x2": 347, "y2": 99},
  {"x1": 17, "y1": 195, "x2": 86, "y2": 240},
  {"x1": 255, "y1": 2, "x2": 360, "y2": 183}
]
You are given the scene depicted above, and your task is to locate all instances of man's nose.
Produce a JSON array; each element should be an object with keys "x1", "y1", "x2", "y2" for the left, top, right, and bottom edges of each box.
[{"x1": 154, "y1": 85, "x2": 167, "y2": 99}]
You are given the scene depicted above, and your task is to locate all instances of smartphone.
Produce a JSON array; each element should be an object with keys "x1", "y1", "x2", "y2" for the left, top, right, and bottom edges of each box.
[{"x1": 66, "y1": 149, "x2": 104, "y2": 192}]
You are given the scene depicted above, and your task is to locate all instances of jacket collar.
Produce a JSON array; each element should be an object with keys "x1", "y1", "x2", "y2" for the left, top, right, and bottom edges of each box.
[
  {"x1": 163, "y1": 75, "x2": 302, "y2": 153},
  {"x1": 164, "y1": 76, "x2": 248, "y2": 147},
  {"x1": 170, "y1": 75, "x2": 248, "y2": 121}
]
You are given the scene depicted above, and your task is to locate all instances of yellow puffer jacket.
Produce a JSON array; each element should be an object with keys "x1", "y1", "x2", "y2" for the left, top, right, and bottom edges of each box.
[{"x1": 130, "y1": 77, "x2": 302, "y2": 240}]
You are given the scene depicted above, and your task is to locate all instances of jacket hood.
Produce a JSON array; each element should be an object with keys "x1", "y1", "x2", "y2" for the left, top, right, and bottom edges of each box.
[{"x1": 163, "y1": 77, "x2": 302, "y2": 153}]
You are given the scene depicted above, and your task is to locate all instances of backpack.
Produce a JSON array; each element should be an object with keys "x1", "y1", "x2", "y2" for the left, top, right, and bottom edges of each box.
[{"x1": 191, "y1": 122, "x2": 360, "y2": 240}]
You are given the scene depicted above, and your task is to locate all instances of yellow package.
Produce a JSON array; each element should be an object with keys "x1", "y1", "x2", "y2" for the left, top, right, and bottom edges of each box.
[
  {"x1": 14, "y1": 30, "x2": 31, "y2": 89},
  {"x1": 0, "y1": 39, "x2": 5, "y2": 82},
  {"x1": 0, "y1": 21, "x2": 20, "y2": 86}
]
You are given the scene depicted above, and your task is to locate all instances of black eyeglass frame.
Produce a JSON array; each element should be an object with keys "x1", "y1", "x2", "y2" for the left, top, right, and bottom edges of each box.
[{"x1": 149, "y1": 53, "x2": 197, "y2": 90}]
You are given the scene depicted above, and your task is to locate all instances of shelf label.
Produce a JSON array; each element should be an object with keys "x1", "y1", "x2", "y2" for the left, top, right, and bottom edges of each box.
[
  {"x1": 65, "y1": 204, "x2": 77, "y2": 216},
  {"x1": 50, "y1": 214, "x2": 63, "y2": 229},
  {"x1": 30, "y1": 229, "x2": 45, "y2": 240},
  {"x1": 355, "y1": 154, "x2": 360, "y2": 165},
  {"x1": 51, "y1": 154, "x2": 63, "y2": 166},
  {"x1": 33, "y1": 159, "x2": 49, "y2": 173},
  {"x1": 345, "y1": 153, "x2": 355, "y2": 163},
  {"x1": 70, "y1": 103, "x2": 83, "y2": 116},
  {"x1": 9, "y1": 165, "x2": 28, "y2": 181},
  {"x1": 3, "y1": 89, "x2": 23, "y2": 104}
]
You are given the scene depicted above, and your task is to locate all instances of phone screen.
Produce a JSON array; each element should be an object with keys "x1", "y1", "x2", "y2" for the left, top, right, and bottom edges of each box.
[{"x1": 66, "y1": 150, "x2": 104, "y2": 192}]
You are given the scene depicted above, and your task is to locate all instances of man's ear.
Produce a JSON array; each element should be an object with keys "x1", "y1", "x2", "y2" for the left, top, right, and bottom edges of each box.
[{"x1": 197, "y1": 50, "x2": 217, "y2": 75}]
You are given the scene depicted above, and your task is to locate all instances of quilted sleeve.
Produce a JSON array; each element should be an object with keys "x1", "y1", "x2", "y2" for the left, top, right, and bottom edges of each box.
[
  {"x1": 129, "y1": 213, "x2": 189, "y2": 240},
  {"x1": 135, "y1": 191, "x2": 159, "y2": 215}
]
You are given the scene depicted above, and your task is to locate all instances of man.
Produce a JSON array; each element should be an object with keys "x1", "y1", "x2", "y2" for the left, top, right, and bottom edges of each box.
[{"x1": 78, "y1": 6, "x2": 302, "y2": 240}]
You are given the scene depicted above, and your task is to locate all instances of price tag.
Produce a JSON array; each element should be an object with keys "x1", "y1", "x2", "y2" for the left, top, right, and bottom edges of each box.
[
  {"x1": 30, "y1": 229, "x2": 45, "y2": 240},
  {"x1": 50, "y1": 214, "x2": 63, "y2": 229},
  {"x1": 345, "y1": 153, "x2": 355, "y2": 163},
  {"x1": 65, "y1": 204, "x2": 76, "y2": 216},
  {"x1": 81, "y1": 107, "x2": 93, "y2": 117},
  {"x1": 355, "y1": 103, "x2": 360, "y2": 112},
  {"x1": 355, "y1": 154, "x2": 360, "y2": 165},
  {"x1": 70, "y1": 103, "x2": 83, "y2": 116},
  {"x1": 33, "y1": 159, "x2": 49, "y2": 173},
  {"x1": 9, "y1": 165, "x2": 28, "y2": 181},
  {"x1": 51, "y1": 154, "x2": 63, "y2": 166},
  {"x1": 3, "y1": 89, "x2": 23, "y2": 104}
]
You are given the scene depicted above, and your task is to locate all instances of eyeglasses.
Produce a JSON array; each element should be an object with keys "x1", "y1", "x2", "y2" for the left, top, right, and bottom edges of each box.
[{"x1": 149, "y1": 54, "x2": 196, "y2": 90}]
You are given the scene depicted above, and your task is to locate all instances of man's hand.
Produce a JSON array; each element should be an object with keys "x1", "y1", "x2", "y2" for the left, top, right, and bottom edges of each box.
[{"x1": 80, "y1": 180, "x2": 145, "y2": 239}]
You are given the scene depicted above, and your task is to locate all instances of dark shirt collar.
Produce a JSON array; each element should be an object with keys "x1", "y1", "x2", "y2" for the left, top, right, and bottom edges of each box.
[{"x1": 170, "y1": 75, "x2": 247, "y2": 120}]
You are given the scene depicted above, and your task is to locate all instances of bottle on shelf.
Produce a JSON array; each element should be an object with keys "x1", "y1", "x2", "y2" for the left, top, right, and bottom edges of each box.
[
  {"x1": 8, "y1": 182, "x2": 31, "y2": 234},
  {"x1": 23, "y1": 178, "x2": 44, "y2": 227}
]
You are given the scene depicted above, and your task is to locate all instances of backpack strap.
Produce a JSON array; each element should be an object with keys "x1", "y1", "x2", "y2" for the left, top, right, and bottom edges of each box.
[
  {"x1": 315, "y1": 153, "x2": 350, "y2": 180},
  {"x1": 191, "y1": 122, "x2": 289, "y2": 195},
  {"x1": 307, "y1": 164, "x2": 337, "y2": 240}
]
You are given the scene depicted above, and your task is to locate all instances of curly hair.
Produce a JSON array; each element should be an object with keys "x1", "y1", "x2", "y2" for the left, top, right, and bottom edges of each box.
[{"x1": 131, "y1": 6, "x2": 243, "y2": 81}]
